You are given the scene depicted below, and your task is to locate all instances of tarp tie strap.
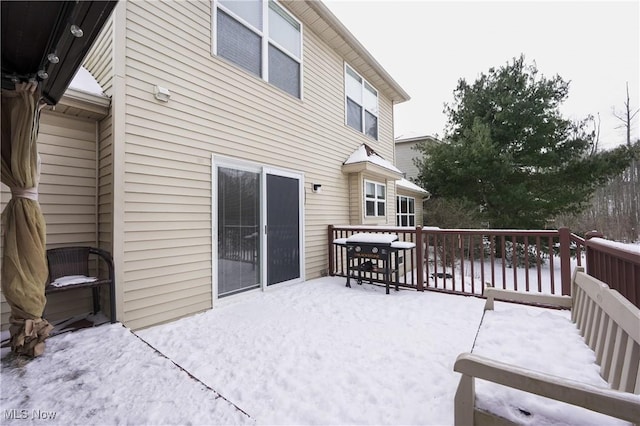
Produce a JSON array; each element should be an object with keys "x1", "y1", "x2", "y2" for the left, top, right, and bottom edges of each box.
[{"x1": 10, "y1": 186, "x2": 38, "y2": 201}]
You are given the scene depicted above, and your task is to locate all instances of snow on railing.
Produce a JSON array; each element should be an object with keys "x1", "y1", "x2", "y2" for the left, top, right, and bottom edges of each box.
[
  {"x1": 328, "y1": 225, "x2": 587, "y2": 298},
  {"x1": 584, "y1": 231, "x2": 640, "y2": 309}
]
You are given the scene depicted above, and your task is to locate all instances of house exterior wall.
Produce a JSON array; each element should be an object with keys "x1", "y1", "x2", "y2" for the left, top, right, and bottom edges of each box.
[
  {"x1": 395, "y1": 140, "x2": 421, "y2": 181},
  {"x1": 1, "y1": 110, "x2": 101, "y2": 330},
  {"x1": 78, "y1": 0, "x2": 405, "y2": 330},
  {"x1": 83, "y1": 15, "x2": 115, "y2": 96},
  {"x1": 395, "y1": 136, "x2": 438, "y2": 182}
]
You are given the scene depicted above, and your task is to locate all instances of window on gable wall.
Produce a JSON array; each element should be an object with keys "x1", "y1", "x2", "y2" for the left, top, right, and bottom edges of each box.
[
  {"x1": 365, "y1": 180, "x2": 385, "y2": 217},
  {"x1": 345, "y1": 64, "x2": 378, "y2": 140},
  {"x1": 396, "y1": 195, "x2": 415, "y2": 226},
  {"x1": 214, "y1": 0, "x2": 302, "y2": 98}
]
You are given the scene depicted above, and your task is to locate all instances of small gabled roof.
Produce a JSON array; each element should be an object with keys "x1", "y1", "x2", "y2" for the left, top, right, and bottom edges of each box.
[{"x1": 342, "y1": 144, "x2": 402, "y2": 179}]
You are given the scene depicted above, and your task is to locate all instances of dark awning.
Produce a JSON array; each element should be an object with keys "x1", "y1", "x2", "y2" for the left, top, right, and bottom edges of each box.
[{"x1": 1, "y1": 1, "x2": 117, "y2": 105}]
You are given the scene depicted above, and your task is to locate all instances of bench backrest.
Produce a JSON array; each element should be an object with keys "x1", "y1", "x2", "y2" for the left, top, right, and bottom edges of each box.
[{"x1": 571, "y1": 267, "x2": 640, "y2": 394}]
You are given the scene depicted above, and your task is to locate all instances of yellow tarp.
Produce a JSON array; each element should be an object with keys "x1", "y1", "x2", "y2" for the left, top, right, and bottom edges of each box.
[{"x1": 1, "y1": 83, "x2": 52, "y2": 357}]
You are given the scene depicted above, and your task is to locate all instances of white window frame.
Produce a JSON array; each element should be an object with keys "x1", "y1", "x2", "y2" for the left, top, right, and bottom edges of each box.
[
  {"x1": 396, "y1": 195, "x2": 416, "y2": 227},
  {"x1": 364, "y1": 179, "x2": 386, "y2": 218},
  {"x1": 344, "y1": 63, "x2": 379, "y2": 140},
  {"x1": 212, "y1": 0, "x2": 304, "y2": 99}
]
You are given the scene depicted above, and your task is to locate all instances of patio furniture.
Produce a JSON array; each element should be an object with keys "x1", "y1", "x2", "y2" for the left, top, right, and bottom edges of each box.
[
  {"x1": 453, "y1": 266, "x2": 640, "y2": 425},
  {"x1": 342, "y1": 233, "x2": 415, "y2": 294},
  {"x1": 45, "y1": 246, "x2": 116, "y2": 323}
]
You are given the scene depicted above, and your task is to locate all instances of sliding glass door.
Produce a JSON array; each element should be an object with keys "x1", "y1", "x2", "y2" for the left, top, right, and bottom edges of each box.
[{"x1": 215, "y1": 160, "x2": 303, "y2": 298}]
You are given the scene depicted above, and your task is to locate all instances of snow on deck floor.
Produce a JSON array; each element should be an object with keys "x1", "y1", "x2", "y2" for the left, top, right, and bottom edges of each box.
[
  {"x1": 137, "y1": 277, "x2": 485, "y2": 425},
  {"x1": 1, "y1": 323, "x2": 252, "y2": 425},
  {"x1": 13, "y1": 276, "x2": 624, "y2": 424},
  {"x1": 0, "y1": 276, "x2": 487, "y2": 425}
]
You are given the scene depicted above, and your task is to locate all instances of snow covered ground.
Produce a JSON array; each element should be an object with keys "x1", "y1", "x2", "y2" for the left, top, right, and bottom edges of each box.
[{"x1": 1, "y1": 276, "x2": 637, "y2": 425}]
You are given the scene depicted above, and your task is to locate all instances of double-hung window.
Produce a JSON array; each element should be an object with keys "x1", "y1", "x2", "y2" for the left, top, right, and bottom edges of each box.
[
  {"x1": 345, "y1": 64, "x2": 378, "y2": 140},
  {"x1": 364, "y1": 180, "x2": 385, "y2": 217},
  {"x1": 396, "y1": 195, "x2": 415, "y2": 226},
  {"x1": 214, "y1": 0, "x2": 302, "y2": 98}
]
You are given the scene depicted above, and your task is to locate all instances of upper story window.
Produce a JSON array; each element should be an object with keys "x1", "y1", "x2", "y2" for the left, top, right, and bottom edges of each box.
[
  {"x1": 213, "y1": 0, "x2": 302, "y2": 98},
  {"x1": 365, "y1": 180, "x2": 385, "y2": 217},
  {"x1": 396, "y1": 195, "x2": 415, "y2": 226},
  {"x1": 345, "y1": 64, "x2": 378, "y2": 140}
]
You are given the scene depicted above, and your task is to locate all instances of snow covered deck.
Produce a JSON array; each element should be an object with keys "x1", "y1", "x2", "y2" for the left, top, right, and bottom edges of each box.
[{"x1": 2, "y1": 275, "x2": 637, "y2": 425}]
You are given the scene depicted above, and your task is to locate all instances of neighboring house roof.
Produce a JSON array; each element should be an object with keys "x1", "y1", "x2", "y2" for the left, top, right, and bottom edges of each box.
[
  {"x1": 396, "y1": 178, "x2": 430, "y2": 196},
  {"x1": 282, "y1": 0, "x2": 409, "y2": 104},
  {"x1": 395, "y1": 133, "x2": 440, "y2": 144},
  {"x1": 342, "y1": 144, "x2": 402, "y2": 179}
]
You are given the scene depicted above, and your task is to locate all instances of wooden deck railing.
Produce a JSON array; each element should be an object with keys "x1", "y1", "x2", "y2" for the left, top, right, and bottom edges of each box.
[
  {"x1": 583, "y1": 231, "x2": 639, "y2": 309},
  {"x1": 328, "y1": 226, "x2": 587, "y2": 298}
]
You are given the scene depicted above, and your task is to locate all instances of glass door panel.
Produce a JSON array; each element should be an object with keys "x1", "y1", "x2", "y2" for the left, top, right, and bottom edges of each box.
[
  {"x1": 217, "y1": 167, "x2": 261, "y2": 296},
  {"x1": 266, "y1": 173, "x2": 300, "y2": 285}
]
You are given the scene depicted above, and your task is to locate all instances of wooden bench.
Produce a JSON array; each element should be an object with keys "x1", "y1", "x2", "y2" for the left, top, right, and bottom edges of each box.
[
  {"x1": 453, "y1": 267, "x2": 640, "y2": 425},
  {"x1": 45, "y1": 246, "x2": 116, "y2": 323}
]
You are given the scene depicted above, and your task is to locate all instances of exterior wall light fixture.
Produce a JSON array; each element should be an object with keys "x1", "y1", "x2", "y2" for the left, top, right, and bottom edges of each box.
[{"x1": 154, "y1": 85, "x2": 170, "y2": 102}]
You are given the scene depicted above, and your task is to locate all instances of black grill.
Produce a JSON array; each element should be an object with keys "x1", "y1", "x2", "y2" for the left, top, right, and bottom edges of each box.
[{"x1": 346, "y1": 241, "x2": 398, "y2": 294}]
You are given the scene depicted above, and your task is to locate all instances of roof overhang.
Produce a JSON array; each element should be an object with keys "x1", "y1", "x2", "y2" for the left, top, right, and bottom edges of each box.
[
  {"x1": 1, "y1": 1, "x2": 117, "y2": 105},
  {"x1": 395, "y1": 135, "x2": 441, "y2": 144},
  {"x1": 53, "y1": 88, "x2": 111, "y2": 120},
  {"x1": 396, "y1": 178, "x2": 430, "y2": 197},
  {"x1": 281, "y1": 0, "x2": 410, "y2": 104}
]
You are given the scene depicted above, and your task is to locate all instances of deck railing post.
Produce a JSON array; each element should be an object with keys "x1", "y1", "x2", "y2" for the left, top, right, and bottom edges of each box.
[
  {"x1": 328, "y1": 225, "x2": 335, "y2": 276},
  {"x1": 585, "y1": 230, "x2": 604, "y2": 276},
  {"x1": 416, "y1": 226, "x2": 424, "y2": 291},
  {"x1": 559, "y1": 227, "x2": 572, "y2": 296}
]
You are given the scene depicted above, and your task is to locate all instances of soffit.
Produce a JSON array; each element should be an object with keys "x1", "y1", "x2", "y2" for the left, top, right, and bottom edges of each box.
[{"x1": 51, "y1": 89, "x2": 111, "y2": 120}]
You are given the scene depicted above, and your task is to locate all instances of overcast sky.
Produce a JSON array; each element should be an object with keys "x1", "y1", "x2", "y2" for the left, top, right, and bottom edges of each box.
[{"x1": 324, "y1": 0, "x2": 639, "y2": 150}]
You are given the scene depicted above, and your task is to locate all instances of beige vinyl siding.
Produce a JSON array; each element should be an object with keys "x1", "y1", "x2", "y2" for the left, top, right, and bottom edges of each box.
[
  {"x1": 97, "y1": 112, "x2": 114, "y2": 318},
  {"x1": 115, "y1": 0, "x2": 399, "y2": 329},
  {"x1": 84, "y1": 15, "x2": 115, "y2": 96},
  {"x1": 348, "y1": 174, "x2": 361, "y2": 225},
  {"x1": 395, "y1": 141, "x2": 421, "y2": 181},
  {"x1": 98, "y1": 114, "x2": 113, "y2": 253},
  {"x1": 1, "y1": 111, "x2": 100, "y2": 330}
]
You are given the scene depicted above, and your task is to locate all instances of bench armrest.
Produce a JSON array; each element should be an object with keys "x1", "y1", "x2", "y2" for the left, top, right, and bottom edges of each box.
[
  {"x1": 484, "y1": 287, "x2": 572, "y2": 311},
  {"x1": 454, "y1": 352, "x2": 640, "y2": 424}
]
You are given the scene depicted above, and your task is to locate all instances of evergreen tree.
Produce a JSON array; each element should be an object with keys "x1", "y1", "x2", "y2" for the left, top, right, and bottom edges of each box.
[{"x1": 415, "y1": 55, "x2": 635, "y2": 229}]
